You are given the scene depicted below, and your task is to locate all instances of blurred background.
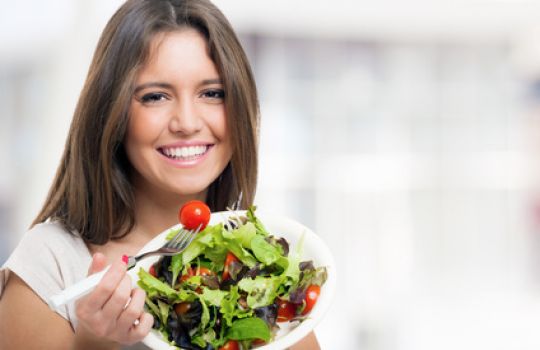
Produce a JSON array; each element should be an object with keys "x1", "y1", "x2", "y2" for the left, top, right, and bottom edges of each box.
[{"x1": 3, "y1": 0, "x2": 540, "y2": 349}]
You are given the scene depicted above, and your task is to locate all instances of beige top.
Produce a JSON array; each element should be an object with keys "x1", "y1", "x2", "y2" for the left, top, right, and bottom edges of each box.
[{"x1": 0, "y1": 222, "x2": 149, "y2": 349}]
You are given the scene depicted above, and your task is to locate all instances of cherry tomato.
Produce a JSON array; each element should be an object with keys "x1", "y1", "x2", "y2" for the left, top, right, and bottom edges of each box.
[
  {"x1": 222, "y1": 252, "x2": 240, "y2": 281},
  {"x1": 179, "y1": 266, "x2": 214, "y2": 282},
  {"x1": 301, "y1": 285, "x2": 321, "y2": 315},
  {"x1": 193, "y1": 266, "x2": 214, "y2": 277},
  {"x1": 252, "y1": 339, "x2": 267, "y2": 346},
  {"x1": 174, "y1": 302, "x2": 192, "y2": 315},
  {"x1": 178, "y1": 200, "x2": 211, "y2": 231},
  {"x1": 219, "y1": 340, "x2": 239, "y2": 350},
  {"x1": 276, "y1": 298, "x2": 296, "y2": 322},
  {"x1": 149, "y1": 264, "x2": 157, "y2": 277}
]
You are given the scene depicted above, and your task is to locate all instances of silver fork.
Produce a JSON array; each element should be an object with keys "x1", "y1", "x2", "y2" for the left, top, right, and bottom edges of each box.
[
  {"x1": 47, "y1": 226, "x2": 200, "y2": 312},
  {"x1": 125, "y1": 225, "x2": 200, "y2": 270}
]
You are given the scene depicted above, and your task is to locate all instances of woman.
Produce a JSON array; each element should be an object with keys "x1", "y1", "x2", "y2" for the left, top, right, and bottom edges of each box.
[{"x1": 0, "y1": 0, "x2": 320, "y2": 349}]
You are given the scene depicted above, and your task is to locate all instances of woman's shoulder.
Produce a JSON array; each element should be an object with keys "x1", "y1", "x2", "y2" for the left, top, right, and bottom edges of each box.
[
  {"x1": 1, "y1": 221, "x2": 92, "y2": 326},
  {"x1": 13, "y1": 220, "x2": 92, "y2": 276},
  {"x1": 20, "y1": 221, "x2": 87, "y2": 252},
  {"x1": 3, "y1": 220, "x2": 91, "y2": 280},
  {"x1": 26, "y1": 220, "x2": 75, "y2": 239}
]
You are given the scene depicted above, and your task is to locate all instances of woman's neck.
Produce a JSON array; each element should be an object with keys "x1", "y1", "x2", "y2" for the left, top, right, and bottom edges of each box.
[
  {"x1": 88, "y1": 179, "x2": 208, "y2": 261},
  {"x1": 131, "y1": 181, "x2": 207, "y2": 241}
]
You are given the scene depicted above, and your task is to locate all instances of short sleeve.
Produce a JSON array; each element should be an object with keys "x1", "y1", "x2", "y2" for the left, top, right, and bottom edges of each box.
[{"x1": 0, "y1": 222, "x2": 92, "y2": 329}]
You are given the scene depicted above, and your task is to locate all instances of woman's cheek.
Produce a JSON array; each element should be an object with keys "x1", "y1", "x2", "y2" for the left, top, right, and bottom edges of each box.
[{"x1": 128, "y1": 105, "x2": 169, "y2": 145}]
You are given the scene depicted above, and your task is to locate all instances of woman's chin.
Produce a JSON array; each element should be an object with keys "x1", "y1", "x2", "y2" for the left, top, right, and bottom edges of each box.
[{"x1": 164, "y1": 183, "x2": 209, "y2": 199}]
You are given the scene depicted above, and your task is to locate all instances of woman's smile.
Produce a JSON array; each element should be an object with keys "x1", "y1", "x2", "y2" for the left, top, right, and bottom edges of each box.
[{"x1": 157, "y1": 142, "x2": 214, "y2": 167}]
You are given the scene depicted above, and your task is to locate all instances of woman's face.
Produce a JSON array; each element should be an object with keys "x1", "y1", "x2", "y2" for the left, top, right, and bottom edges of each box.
[{"x1": 125, "y1": 29, "x2": 232, "y2": 200}]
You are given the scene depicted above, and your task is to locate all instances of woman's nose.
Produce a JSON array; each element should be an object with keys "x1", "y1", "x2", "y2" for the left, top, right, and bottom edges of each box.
[{"x1": 169, "y1": 97, "x2": 203, "y2": 135}]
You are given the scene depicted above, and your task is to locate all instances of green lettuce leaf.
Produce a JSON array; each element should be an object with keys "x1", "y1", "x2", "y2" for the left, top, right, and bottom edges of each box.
[
  {"x1": 223, "y1": 239, "x2": 258, "y2": 268},
  {"x1": 246, "y1": 207, "x2": 270, "y2": 237},
  {"x1": 170, "y1": 254, "x2": 183, "y2": 285},
  {"x1": 220, "y1": 286, "x2": 252, "y2": 326},
  {"x1": 201, "y1": 288, "x2": 228, "y2": 307},
  {"x1": 181, "y1": 241, "x2": 205, "y2": 265},
  {"x1": 238, "y1": 276, "x2": 282, "y2": 308},
  {"x1": 282, "y1": 232, "x2": 306, "y2": 285},
  {"x1": 231, "y1": 222, "x2": 257, "y2": 249},
  {"x1": 226, "y1": 317, "x2": 271, "y2": 342},
  {"x1": 157, "y1": 299, "x2": 170, "y2": 327},
  {"x1": 251, "y1": 235, "x2": 281, "y2": 266},
  {"x1": 137, "y1": 268, "x2": 178, "y2": 299},
  {"x1": 144, "y1": 296, "x2": 161, "y2": 320}
]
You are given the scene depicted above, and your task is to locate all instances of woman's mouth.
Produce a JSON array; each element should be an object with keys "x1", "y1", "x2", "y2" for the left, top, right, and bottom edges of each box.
[{"x1": 158, "y1": 145, "x2": 211, "y2": 161}]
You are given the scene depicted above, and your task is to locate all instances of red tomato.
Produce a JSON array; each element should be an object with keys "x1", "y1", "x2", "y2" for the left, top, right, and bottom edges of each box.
[
  {"x1": 178, "y1": 200, "x2": 211, "y2": 231},
  {"x1": 276, "y1": 298, "x2": 296, "y2": 322},
  {"x1": 219, "y1": 340, "x2": 239, "y2": 350},
  {"x1": 222, "y1": 252, "x2": 240, "y2": 281},
  {"x1": 193, "y1": 266, "x2": 214, "y2": 276},
  {"x1": 301, "y1": 285, "x2": 321, "y2": 315},
  {"x1": 252, "y1": 339, "x2": 267, "y2": 346},
  {"x1": 174, "y1": 302, "x2": 192, "y2": 315},
  {"x1": 149, "y1": 264, "x2": 157, "y2": 277},
  {"x1": 179, "y1": 266, "x2": 214, "y2": 282}
]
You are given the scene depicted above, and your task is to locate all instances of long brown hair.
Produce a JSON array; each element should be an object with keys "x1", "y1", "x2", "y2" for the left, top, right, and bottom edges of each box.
[{"x1": 32, "y1": 0, "x2": 259, "y2": 244}]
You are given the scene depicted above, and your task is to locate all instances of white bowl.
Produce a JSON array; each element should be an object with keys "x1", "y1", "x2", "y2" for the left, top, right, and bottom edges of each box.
[{"x1": 128, "y1": 210, "x2": 337, "y2": 350}]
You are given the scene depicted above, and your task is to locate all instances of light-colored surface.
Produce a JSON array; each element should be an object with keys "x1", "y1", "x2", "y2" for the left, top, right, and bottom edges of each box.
[{"x1": 130, "y1": 211, "x2": 336, "y2": 350}]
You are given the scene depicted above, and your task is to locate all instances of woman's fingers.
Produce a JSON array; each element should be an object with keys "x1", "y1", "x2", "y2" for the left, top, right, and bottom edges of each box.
[
  {"x1": 116, "y1": 288, "x2": 145, "y2": 331},
  {"x1": 87, "y1": 252, "x2": 107, "y2": 275},
  {"x1": 100, "y1": 274, "x2": 132, "y2": 324},
  {"x1": 129, "y1": 311, "x2": 154, "y2": 342},
  {"x1": 75, "y1": 255, "x2": 152, "y2": 344},
  {"x1": 116, "y1": 288, "x2": 153, "y2": 344},
  {"x1": 83, "y1": 257, "x2": 128, "y2": 311},
  {"x1": 112, "y1": 288, "x2": 153, "y2": 344}
]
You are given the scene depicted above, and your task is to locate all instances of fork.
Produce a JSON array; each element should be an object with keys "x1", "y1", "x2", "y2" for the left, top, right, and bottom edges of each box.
[{"x1": 47, "y1": 226, "x2": 200, "y2": 312}]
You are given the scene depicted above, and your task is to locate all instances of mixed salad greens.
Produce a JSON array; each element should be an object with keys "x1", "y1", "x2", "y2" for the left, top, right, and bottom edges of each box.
[{"x1": 137, "y1": 207, "x2": 327, "y2": 350}]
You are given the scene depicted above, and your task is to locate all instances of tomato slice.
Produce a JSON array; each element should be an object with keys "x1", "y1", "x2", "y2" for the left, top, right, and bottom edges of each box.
[
  {"x1": 251, "y1": 339, "x2": 267, "y2": 346},
  {"x1": 174, "y1": 301, "x2": 192, "y2": 316},
  {"x1": 301, "y1": 284, "x2": 321, "y2": 315},
  {"x1": 149, "y1": 264, "x2": 157, "y2": 278},
  {"x1": 276, "y1": 298, "x2": 296, "y2": 322},
  {"x1": 178, "y1": 200, "x2": 211, "y2": 231},
  {"x1": 222, "y1": 252, "x2": 240, "y2": 281},
  {"x1": 219, "y1": 340, "x2": 239, "y2": 350},
  {"x1": 179, "y1": 266, "x2": 214, "y2": 282},
  {"x1": 193, "y1": 266, "x2": 214, "y2": 276}
]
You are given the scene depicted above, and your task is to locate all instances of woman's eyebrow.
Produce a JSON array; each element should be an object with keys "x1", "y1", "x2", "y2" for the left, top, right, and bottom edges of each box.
[
  {"x1": 200, "y1": 78, "x2": 222, "y2": 86},
  {"x1": 134, "y1": 82, "x2": 174, "y2": 93},
  {"x1": 134, "y1": 79, "x2": 222, "y2": 93}
]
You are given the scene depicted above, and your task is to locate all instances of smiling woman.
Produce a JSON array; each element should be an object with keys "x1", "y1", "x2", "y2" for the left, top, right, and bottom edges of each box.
[{"x1": 0, "y1": 0, "x2": 318, "y2": 349}]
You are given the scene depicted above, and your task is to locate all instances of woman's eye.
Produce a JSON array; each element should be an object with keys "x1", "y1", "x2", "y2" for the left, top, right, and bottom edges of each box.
[
  {"x1": 201, "y1": 89, "x2": 225, "y2": 99},
  {"x1": 140, "y1": 93, "x2": 167, "y2": 103}
]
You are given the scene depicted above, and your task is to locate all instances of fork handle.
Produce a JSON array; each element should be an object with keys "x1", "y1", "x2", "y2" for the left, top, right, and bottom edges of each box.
[{"x1": 47, "y1": 267, "x2": 110, "y2": 312}]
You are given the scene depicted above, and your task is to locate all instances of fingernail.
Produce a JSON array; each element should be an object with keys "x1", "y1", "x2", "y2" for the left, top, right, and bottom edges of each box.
[{"x1": 122, "y1": 254, "x2": 129, "y2": 265}]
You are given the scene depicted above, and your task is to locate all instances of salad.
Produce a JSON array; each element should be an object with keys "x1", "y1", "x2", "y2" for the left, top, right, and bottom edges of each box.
[{"x1": 137, "y1": 204, "x2": 328, "y2": 350}]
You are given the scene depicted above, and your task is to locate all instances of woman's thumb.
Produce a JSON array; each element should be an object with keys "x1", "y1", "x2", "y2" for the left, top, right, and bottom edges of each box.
[{"x1": 87, "y1": 252, "x2": 107, "y2": 276}]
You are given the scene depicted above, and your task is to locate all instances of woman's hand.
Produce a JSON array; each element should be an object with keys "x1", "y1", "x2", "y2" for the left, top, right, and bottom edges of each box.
[{"x1": 74, "y1": 253, "x2": 154, "y2": 347}]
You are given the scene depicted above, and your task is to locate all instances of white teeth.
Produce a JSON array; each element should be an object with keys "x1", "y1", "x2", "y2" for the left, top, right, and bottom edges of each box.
[{"x1": 162, "y1": 145, "x2": 208, "y2": 159}]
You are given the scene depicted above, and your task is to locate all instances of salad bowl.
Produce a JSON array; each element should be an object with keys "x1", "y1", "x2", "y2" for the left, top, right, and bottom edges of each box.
[{"x1": 128, "y1": 210, "x2": 336, "y2": 350}]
